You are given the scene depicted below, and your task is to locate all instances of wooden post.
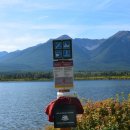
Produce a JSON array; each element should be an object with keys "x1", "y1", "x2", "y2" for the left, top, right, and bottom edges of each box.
[
  {"x1": 52, "y1": 39, "x2": 73, "y2": 130},
  {"x1": 59, "y1": 89, "x2": 70, "y2": 92},
  {"x1": 60, "y1": 128, "x2": 71, "y2": 130}
]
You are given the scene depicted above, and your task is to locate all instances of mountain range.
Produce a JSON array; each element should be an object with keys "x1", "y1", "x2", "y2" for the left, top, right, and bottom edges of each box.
[{"x1": 0, "y1": 31, "x2": 130, "y2": 72}]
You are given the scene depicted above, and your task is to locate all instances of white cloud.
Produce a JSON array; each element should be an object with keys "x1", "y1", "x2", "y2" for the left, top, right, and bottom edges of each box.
[
  {"x1": 38, "y1": 16, "x2": 49, "y2": 20},
  {"x1": 0, "y1": 0, "x2": 23, "y2": 7},
  {"x1": 1, "y1": 21, "x2": 130, "y2": 33},
  {"x1": 30, "y1": 24, "x2": 69, "y2": 30},
  {"x1": 93, "y1": 0, "x2": 113, "y2": 11},
  {"x1": 0, "y1": 35, "x2": 48, "y2": 52},
  {"x1": 0, "y1": 45, "x2": 18, "y2": 52},
  {"x1": 0, "y1": 20, "x2": 130, "y2": 52},
  {"x1": 0, "y1": 0, "x2": 92, "y2": 12}
]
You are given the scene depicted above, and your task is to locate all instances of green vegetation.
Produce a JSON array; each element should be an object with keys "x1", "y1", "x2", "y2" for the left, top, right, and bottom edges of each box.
[
  {"x1": 75, "y1": 71, "x2": 130, "y2": 80},
  {"x1": 75, "y1": 94, "x2": 130, "y2": 130},
  {"x1": 0, "y1": 71, "x2": 130, "y2": 81},
  {"x1": 45, "y1": 94, "x2": 130, "y2": 130},
  {"x1": 0, "y1": 72, "x2": 53, "y2": 81}
]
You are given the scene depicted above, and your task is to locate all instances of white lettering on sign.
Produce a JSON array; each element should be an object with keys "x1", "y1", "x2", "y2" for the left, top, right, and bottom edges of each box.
[
  {"x1": 53, "y1": 67, "x2": 73, "y2": 78},
  {"x1": 64, "y1": 67, "x2": 73, "y2": 77},
  {"x1": 53, "y1": 67, "x2": 74, "y2": 89},
  {"x1": 53, "y1": 67, "x2": 64, "y2": 77}
]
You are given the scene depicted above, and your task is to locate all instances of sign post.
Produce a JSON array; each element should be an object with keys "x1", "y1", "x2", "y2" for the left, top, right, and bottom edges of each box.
[
  {"x1": 53, "y1": 39, "x2": 74, "y2": 130},
  {"x1": 45, "y1": 37, "x2": 83, "y2": 130},
  {"x1": 53, "y1": 39, "x2": 73, "y2": 90}
]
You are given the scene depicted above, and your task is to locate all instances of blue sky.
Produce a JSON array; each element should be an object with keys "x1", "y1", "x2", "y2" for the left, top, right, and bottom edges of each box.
[{"x1": 0, "y1": 0, "x2": 130, "y2": 52}]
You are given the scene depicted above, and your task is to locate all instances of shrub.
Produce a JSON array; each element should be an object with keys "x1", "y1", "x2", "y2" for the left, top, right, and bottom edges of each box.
[
  {"x1": 45, "y1": 94, "x2": 130, "y2": 130},
  {"x1": 75, "y1": 95, "x2": 130, "y2": 130}
]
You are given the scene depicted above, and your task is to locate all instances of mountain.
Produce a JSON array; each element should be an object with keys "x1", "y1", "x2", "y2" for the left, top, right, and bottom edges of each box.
[
  {"x1": 0, "y1": 40, "x2": 53, "y2": 71},
  {"x1": 0, "y1": 31, "x2": 130, "y2": 72},
  {"x1": 72, "y1": 38, "x2": 104, "y2": 70},
  {"x1": 0, "y1": 36, "x2": 103, "y2": 72},
  {"x1": 88, "y1": 31, "x2": 130, "y2": 71},
  {"x1": 0, "y1": 51, "x2": 8, "y2": 58},
  {"x1": 73, "y1": 38, "x2": 105, "y2": 50},
  {"x1": 56, "y1": 35, "x2": 72, "y2": 40}
]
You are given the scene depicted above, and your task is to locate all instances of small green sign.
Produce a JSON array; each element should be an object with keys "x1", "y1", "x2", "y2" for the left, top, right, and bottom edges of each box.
[{"x1": 53, "y1": 39, "x2": 72, "y2": 60}]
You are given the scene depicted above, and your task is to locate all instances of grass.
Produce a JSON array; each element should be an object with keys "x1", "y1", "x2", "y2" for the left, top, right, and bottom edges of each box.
[{"x1": 74, "y1": 76, "x2": 130, "y2": 80}]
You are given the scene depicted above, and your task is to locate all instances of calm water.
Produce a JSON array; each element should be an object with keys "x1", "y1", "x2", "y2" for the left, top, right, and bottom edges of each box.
[{"x1": 0, "y1": 80, "x2": 130, "y2": 130}]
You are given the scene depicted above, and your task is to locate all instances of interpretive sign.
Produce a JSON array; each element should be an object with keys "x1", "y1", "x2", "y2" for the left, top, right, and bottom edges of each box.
[
  {"x1": 53, "y1": 39, "x2": 72, "y2": 60},
  {"x1": 54, "y1": 104, "x2": 77, "y2": 128},
  {"x1": 53, "y1": 66, "x2": 73, "y2": 88}
]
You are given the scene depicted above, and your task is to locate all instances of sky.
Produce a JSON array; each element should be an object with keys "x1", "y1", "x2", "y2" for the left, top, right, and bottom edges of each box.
[{"x1": 0, "y1": 0, "x2": 130, "y2": 52}]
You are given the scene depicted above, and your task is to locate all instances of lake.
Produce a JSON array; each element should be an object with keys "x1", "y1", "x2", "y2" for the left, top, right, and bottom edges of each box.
[{"x1": 0, "y1": 80, "x2": 130, "y2": 130}]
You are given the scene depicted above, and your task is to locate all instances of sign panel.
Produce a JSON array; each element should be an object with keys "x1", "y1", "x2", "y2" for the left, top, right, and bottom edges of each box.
[
  {"x1": 55, "y1": 77, "x2": 73, "y2": 88},
  {"x1": 54, "y1": 104, "x2": 77, "y2": 128},
  {"x1": 63, "y1": 50, "x2": 71, "y2": 58},
  {"x1": 53, "y1": 39, "x2": 72, "y2": 60},
  {"x1": 53, "y1": 67, "x2": 73, "y2": 88},
  {"x1": 63, "y1": 40, "x2": 72, "y2": 49},
  {"x1": 64, "y1": 67, "x2": 73, "y2": 77},
  {"x1": 54, "y1": 50, "x2": 62, "y2": 59},
  {"x1": 53, "y1": 67, "x2": 64, "y2": 77},
  {"x1": 53, "y1": 60, "x2": 73, "y2": 67},
  {"x1": 53, "y1": 40, "x2": 62, "y2": 49}
]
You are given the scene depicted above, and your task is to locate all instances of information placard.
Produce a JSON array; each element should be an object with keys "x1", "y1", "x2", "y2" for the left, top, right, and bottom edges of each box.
[
  {"x1": 53, "y1": 67, "x2": 73, "y2": 88},
  {"x1": 54, "y1": 104, "x2": 77, "y2": 128}
]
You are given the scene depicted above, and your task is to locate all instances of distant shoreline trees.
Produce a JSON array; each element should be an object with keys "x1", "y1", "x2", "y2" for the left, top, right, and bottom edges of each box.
[
  {"x1": 0, "y1": 72, "x2": 53, "y2": 81},
  {"x1": 0, "y1": 71, "x2": 130, "y2": 81},
  {"x1": 74, "y1": 71, "x2": 130, "y2": 80}
]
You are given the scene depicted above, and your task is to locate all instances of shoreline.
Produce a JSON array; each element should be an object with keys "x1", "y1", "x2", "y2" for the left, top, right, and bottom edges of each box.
[
  {"x1": 0, "y1": 76, "x2": 130, "y2": 82},
  {"x1": 0, "y1": 71, "x2": 130, "y2": 81}
]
